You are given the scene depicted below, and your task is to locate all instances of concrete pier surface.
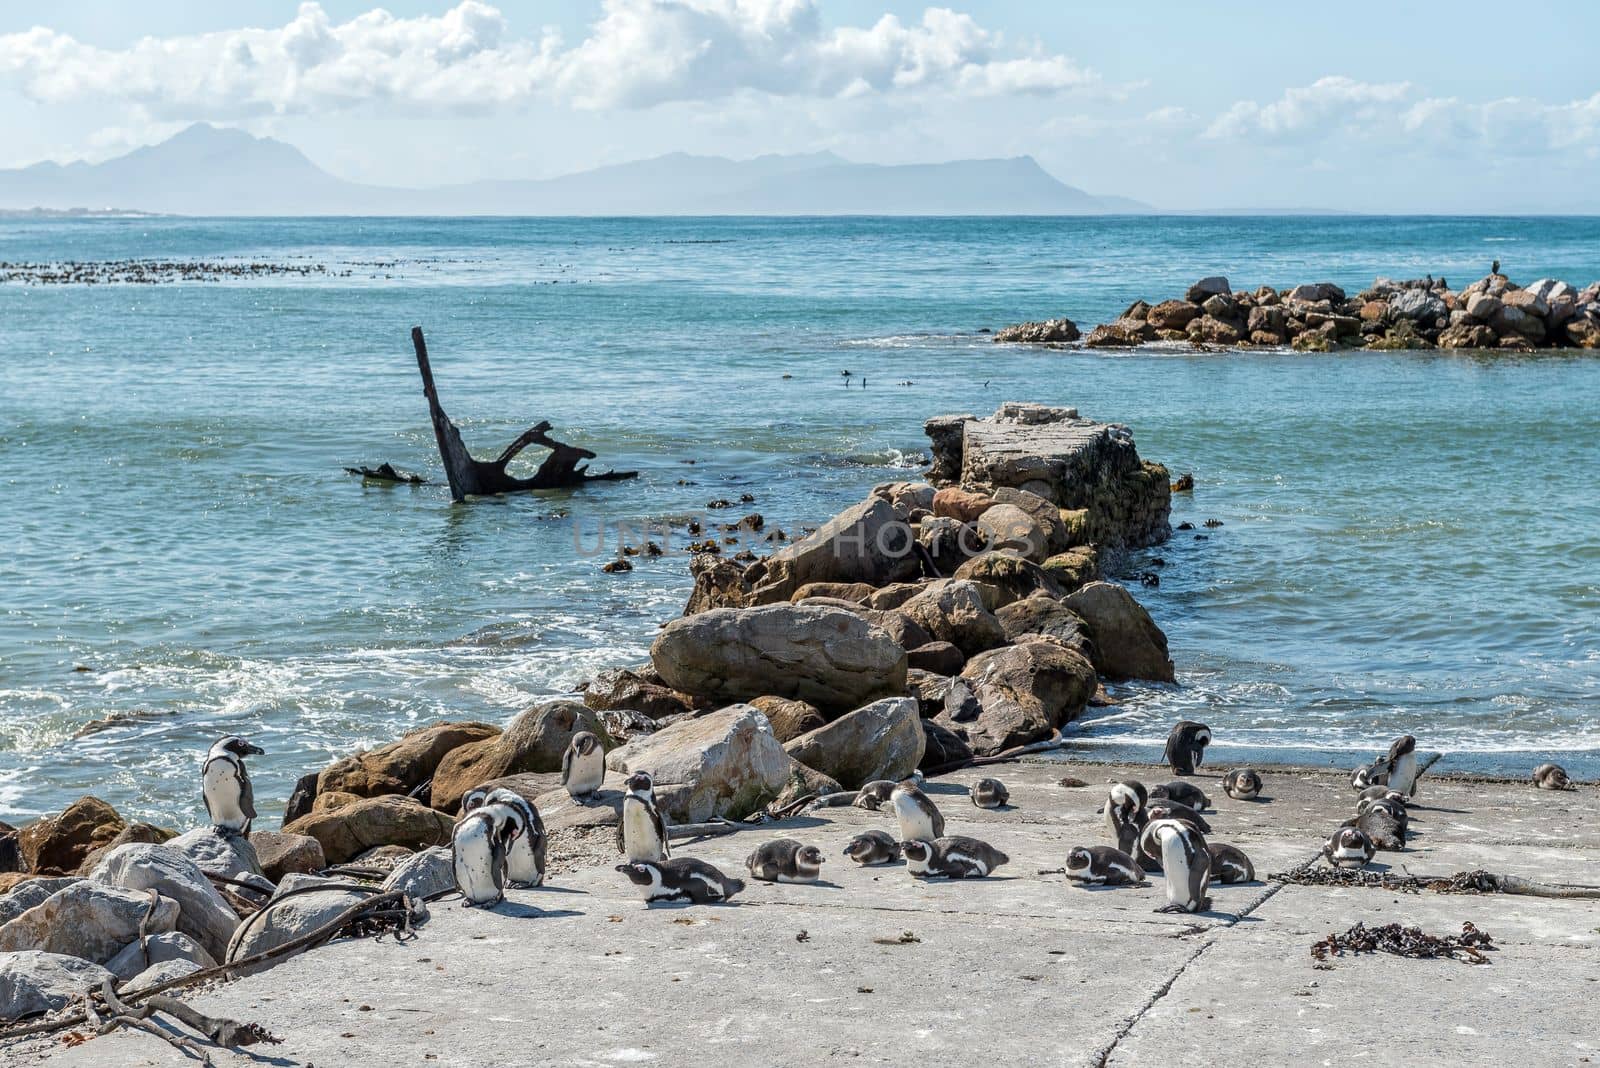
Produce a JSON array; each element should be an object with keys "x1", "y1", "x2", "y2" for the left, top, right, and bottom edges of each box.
[{"x1": 9, "y1": 759, "x2": 1598, "y2": 1067}]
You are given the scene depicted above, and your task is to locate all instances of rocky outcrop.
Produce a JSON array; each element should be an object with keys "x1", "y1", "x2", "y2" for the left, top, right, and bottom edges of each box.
[
  {"x1": 994, "y1": 594, "x2": 1097, "y2": 662},
  {"x1": 748, "y1": 696, "x2": 827, "y2": 743},
  {"x1": 88, "y1": 842, "x2": 241, "y2": 961},
  {"x1": 316, "y1": 721, "x2": 501, "y2": 800},
  {"x1": 381, "y1": 847, "x2": 455, "y2": 905},
  {"x1": 166, "y1": 828, "x2": 265, "y2": 884},
  {"x1": 782, "y1": 697, "x2": 924, "y2": 789},
  {"x1": 993, "y1": 317, "x2": 1080, "y2": 344},
  {"x1": 605, "y1": 706, "x2": 789, "y2": 823},
  {"x1": 898, "y1": 580, "x2": 1006, "y2": 657},
  {"x1": 741, "y1": 496, "x2": 920, "y2": 605},
  {"x1": 0, "y1": 878, "x2": 77, "y2": 928},
  {"x1": 580, "y1": 666, "x2": 701, "y2": 719},
  {"x1": 250, "y1": 831, "x2": 326, "y2": 883},
  {"x1": 227, "y1": 874, "x2": 369, "y2": 975},
  {"x1": 17, "y1": 796, "x2": 126, "y2": 876},
  {"x1": 952, "y1": 552, "x2": 1066, "y2": 608},
  {"x1": 1, "y1": 951, "x2": 115, "y2": 1021},
  {"x1": 282, "y1": 796, "x2": 454, "y2": 865},
  {"x1": 431, "y1": 699, "x2": 609, "y2": 813},
  {"x1": 937, "y1": 640, "x2": 1097, "y2": 754},
  {"x1": 1062, "y1": 581, "x2": 1175, "y2": 682},
  {"x1": 651, "y1": 604, "x2": 907, "y2": 714},
  {"x1": 0, "y1": 881, "x2": 180, "y2": 964}
]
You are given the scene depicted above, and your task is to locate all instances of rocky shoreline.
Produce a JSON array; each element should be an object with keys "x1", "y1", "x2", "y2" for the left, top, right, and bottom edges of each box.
[
  {"x1": 0, "y1": 400, "x2": 1181, "y2": 1024},
  {"x1": 998, "y1": 271, "x2": 1600, "y2": 351}
]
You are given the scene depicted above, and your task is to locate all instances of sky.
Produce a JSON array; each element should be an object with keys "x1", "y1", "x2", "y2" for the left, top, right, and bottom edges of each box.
[{"x1": 0, "y1": 1, "x2": 1597, "y2": 212}]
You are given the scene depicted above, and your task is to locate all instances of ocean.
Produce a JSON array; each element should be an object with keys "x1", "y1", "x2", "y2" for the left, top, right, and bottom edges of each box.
[{"x1": 2, "y1": 215, "x2": 1598, "y2": 826}]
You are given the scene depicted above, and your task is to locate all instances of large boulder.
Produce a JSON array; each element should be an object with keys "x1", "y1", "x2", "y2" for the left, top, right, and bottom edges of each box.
[
  {"x1": 76, "y1": 823, "x2": 177, "y2": 876},
  {"x1": 899, "y1": 580, "x2": 1007, "y2": 657},
  {"x1": 1567, "y1": 315, "x2": 1600, "y2": 348},
  {"x1": 917, "y1": 515, "x2": 976, "y2": 574},
  {"x1": 1388, "y1": 288, "x2": 1447, "y2": 323},
  {"x1": 953, "y1": 552, "x2": 1065, "y2": 608},
  {"x1": 381, "y1": 846, "x2": 455, "y2": 905},
  {"x1": 1184, "y1": 277, "x2": 1230, "y2": 302},
  {"x1": 871, "y1": 481, "x2": 937, "y2": 520},
  {"x1": 931, "y1": 487, "x2": 996, "y2": 523},
  {"x1": 1147, "y1": 299, "x2": 1200, "y2": 331},
  {"x1": 317, "y1": 721, "x2": 501, "y2": 799},
  {"x1": 604, "y1": 706, "x2": 789, "y2": 823},
  {"x1": 782, "y1": 697, "x2": 924, "y2": 789},
  {"x1": 993, "y1": 318, "x2": 1080, "y2": 344},
  {"x1": 282, "y1": 796, "x2": 454, "y2": 866},
  {"x1": 227, "y1": 874, "x2": 369, "y2": 974},
  {"x1": 684, "y1": 553, "x2": 753, "y2": 614},
  {"x1": 651, "y1": 604, "x2": 907, "y2": 715},
  {"x1": 0, "y1": 951, "x2": 115, "y2": 1022},
  {"x1": 0, "y1": 881, "x2": 179, "y2": 964},
  {"x1": 580, "y1": 666, "x2": 700, "y2": 720},
  {"x1": 748, "y1": 696, "x2": 827, "y2": 743},
  {"x1": 89, "y1": 843, "x2": 240, "y2": 961},
  {"x1": 431, "y1": 699, "x2": 609, "y2": 813},
  {"x1": 166, "y1": 828, "x2": 266, "y2": 885},
  {"x1": 940, "y1": 640, "x2": 1097, "y2": 754},
  {"x1": 1287, "y1": 282, "x2": 1344, "y2": 303},
  {"x1": 17, "y1": 796, "x2": 126, "y2": 876},
  {"x1": 1041, "y1": 546, "x2": 1099, "y2": 592},
  {"x1": 920, "y1": 720, "x2": 974, "y2": 771},
  {"x1": 1062, "y1": 582, "x2": 1176, "y2": 682},
  {"x1": 103, "y1": 930, "x2": 217, "y2": 983},
  {"x1": 995, "y1": 594, "x2": 1097, "y2": 662},
  {"x1": 991, "y1": 487, "x2": 1070, "y2": 555},
  {"x1": 250, "y1": 831, "x2": 327, "y2": 883},
  {"x1": 743, "y1": 497, "x2": 919, "y2": 605},
  {"x1": 0, "y1": 878, "x2": 78, "y2": 928}
]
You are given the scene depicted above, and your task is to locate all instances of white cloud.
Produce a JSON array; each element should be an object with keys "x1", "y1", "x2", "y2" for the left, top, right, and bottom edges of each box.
[
  {"x1": 1204, "y1": 76, "x2": 1412, "y2": 141},
  {"x1": 0, "y1": 1, "x2": 1099, "y2": 119}
]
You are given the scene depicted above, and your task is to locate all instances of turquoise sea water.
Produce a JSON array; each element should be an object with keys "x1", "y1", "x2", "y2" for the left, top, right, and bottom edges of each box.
[{"x1": 2, "y1": 215, "x2": 1598, "y2": 825}]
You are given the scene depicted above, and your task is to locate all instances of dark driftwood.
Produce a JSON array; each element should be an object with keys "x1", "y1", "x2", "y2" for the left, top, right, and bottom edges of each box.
[{"x1": 412, "y1": 326, "x2": 637, "y2": 502}]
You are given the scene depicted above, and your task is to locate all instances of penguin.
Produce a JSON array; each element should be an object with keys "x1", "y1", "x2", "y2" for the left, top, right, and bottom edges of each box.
[
  {"x1": 900, "y1": 836, "x2": 1009, "y2": 879},
  {"x1": 459, "y1": 787, "x2": 490, "y2": 814},
  {"x1": 890, "y1": 781, "x2": 945, "y2": 843},
  {"x1": 1150, "y1": 781, "x2": 1210, "y2": 812},
  {"x1": 745, "y1": 839, "x2": 825, "y2": 883},
  {"x1": 202, "y1": 736, "x2": 265, "y2": 836},
  {"x1": 1222, "y1": 768, "x2": 1262, "y2": 801},
  {"x1": 482, "y1": 787, "x2": 547, "y2": 887},
  {"x1": 970, "y1": 778, "x2": 1010, "y2": 809},
  {"x1": 1104, "y1": 782, "x2": 1146, "y2": 855},
  {"x1": 843, "y1": 830, "x2": 903, "y2": 866},
  {"x1": 1206, "y1": 842, "x2": 1255, "y2": 883},
  {"x1": 1163, "y1": 721, "x2": 1211, "y2": 776},
  {"x1": 1357, "y1": 783, "x2": 1403, "y2": 804},
  {"x1": 1064, "y1": 846, "x2": 1145, "y2": 887},
  {"x1": 1350, "y1": 758, "x2": 1390, "y2": 792},
  {"x1": 561, "y1": 731, "x2": 605, "y2": 803},
  {"x1": 1350, "y1": 793, "x2": 1408, "y2": 851},
  {"x1": 1385, "y1": 735, "x2": 1419, "y2": 798},
  {"x1": 620, "y1": 770, "x2": 671, "y2": 862},
  {"x1": 452, "y1": 804, "x2": 520, "y2": 907},
  {"x1": 1324, "y1": 826, "x2": 1375, "y2": 870},
  {"x1": 1533, "y1": 763, "x2": 1572, "y2": 791},
  {"x1": 616, "y1": 858, "x2": 744, "y2": 905},
  {"x1": 1142, "y1": 819, "x2": 1212, "y2": 913},
  {"x1": 853, "y1": 780, "x2": 896, "y2": 811},
  {"x1": 1147, "y1": 799, "x2": 1211, "y2": 834}
]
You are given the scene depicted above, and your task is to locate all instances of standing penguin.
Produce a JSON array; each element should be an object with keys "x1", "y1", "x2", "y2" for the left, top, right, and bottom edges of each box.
[
  {"x1": 746, "y1": 839, "x2": 826, "y2": 883},
  {"x1": 890, "y1": 781, "x2": 945, "y2": 843},
  {"x1": 843, "y1": 830, "x2": 903, "y2": 866},
  {"x1": 1163, "y1": 721, "x2": 1211, "y2": 776},
  {"x1": 1142, "y1": 819, "x2": 1212, "y2": 913},
  {"x1": 1104, "y1": 782, "x2": 1147, "y2": 854},
  {"x1": 1533, "y1": 763, "x2": 1572, "y2": 791},
  {"x1": 1385, "y1": 735, "x2": 1419, "y2": 798},
  {"x1": 1222, "y1": 768, "x2": 1262, "y2": 801},
  {"x1": 561, "y1": 731, "x2": 606, "y2": 803},
  {"x1": 453, "y1": 804, "x2": 520, "y2": 907},
  {"x1": 616, "y1": 858, "x2": 744, "y2": 905},
  {"x1": 970, "y1": 778, "x2": 1010, "y2": 809},
  {"x1": 482, "y1": 787, "x2": 547, "y2": 887},
  {"x1": 901, "y1": 836, "x2": 1009, "y2": 878},
  {"x1": 620, "y1": 771, "x2": 671, "y2": 862},
  {"x1": 202, "y1": 737, "x2": 265, "y2": 836}
]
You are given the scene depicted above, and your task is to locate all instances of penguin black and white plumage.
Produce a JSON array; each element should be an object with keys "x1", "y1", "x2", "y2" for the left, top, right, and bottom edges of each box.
[
  {"x1": 1206, "y1": 842, "x2": 1255, "y2": 884},
  {"x1": 1324, "y1": 826, "x2": 1376, "y2": 870},
  {"x1": 1147, "y1": 799, "x2": 1211, "y2": 834},
  {"x1": 1150, "y1": 781, "x2": 1210, "y2": 812},
  {"x1": 616, "y1": 858, "x2": 744, "y2": 905},
  {"x1": 890, "y1": 781, "x2": 945, "y2": 843},
  {"x1": 854, "y1": 780, "x2": 896, "y2": 811},
  {"x1": 745, "y1": 839, "x2": 825, "y2": 883},
  {"x1": 482, "y1": 788, "x2": 547, "y2": 887},
  {"x1": 202, "y1": 737, "x2": 264, "y2": 836},
  {"x1": 970, "y1": 778, "x2": 1009, "y2": 809},
  {"x1": 1141, "y1": 819, "x2": 1211, "y2": 913},
  {"x1": 900, "y1": 836, "x2": 1009, "y2": 879},
  {"x1": 1064, "y1": 846, "x2": 1145, "y2": 887},
  {"x1": 460, "y1": 787, "x2": 490, "y2": 815},
  {"x1": 561, "y1": 731, "x2": 605, "y2": 803},
  {"x1": 1350, "y1": 758, "x2": 1390, "y2": 792},
  {"x1": 1384, "y1": 735, "x2": 1419, "y2": 798},
  {"x1": 1104, "y1": 781, "x2": 1147, "y2": 854},
  {"x1": 1356, "y1": 783, "x2": 1402, "y2": 804},
  {"x1": 1351, "y1": 793, "x2": 1408, "y2": 851},
  {"x1": 1163, "y1": 721, "x2": 1211, "y2": 776},
  {"x1": 1222, "y1": 768, "x2": 1262, "y2": 801},
  {"x1": 620, "y1": 771, "x2": 671, "y2": 862},
  {"x1": 453, "y1": 805, "x2": 520, "y2": 907},
  {"x1": 1533, "y1": 763, "x2": 1572, "y2": 791},
  {"x1": 843, "y1": 830, "x2": 902, "y2": 865}
]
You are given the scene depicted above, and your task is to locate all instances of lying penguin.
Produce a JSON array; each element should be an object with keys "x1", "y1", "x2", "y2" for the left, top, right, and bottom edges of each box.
[
  {"x1": 901, "y1": 836, "x2": 1009, "y2": 879},
  {"x1": 1064, "y1": 845, "x2": 1145, "y2": 887},
  {"x1": 1347, "y1": 792, "x2": 1407, "y2": 851},
  {"x1": 1222, "y1": 768, "x2": 1262, "y2": 801},
  {"x1": 1147, "y1": 799, "x2": 1211, "y2": 834},
  {"x1": 1324, "y1": 826, "x2": 1376, "y2": 870},
  {"x1": 1533, "y1": 763, "x2": 1572, "y2": 791},
  {"x1": 854, "y1": 780, "x2": 897, "y2": 811},
  {"x1": 844, "y1": 830, "x2": 902, "y2": 866},
  {"x1": 746, "y1": 839, "x2": 825, "y2": 883},
  {"x1": 1150, "y1": 781, "x2": 1210, "y2": 812},
  {"x1": 969, "y1": 778, "x2": 1010, "y2": 809},
  {"x1": 616, "y1": 858, "x2": 744, "y2": 905},
  {"x1": 1207, "y1": 842, "x2": 1255, "y2": 884}
]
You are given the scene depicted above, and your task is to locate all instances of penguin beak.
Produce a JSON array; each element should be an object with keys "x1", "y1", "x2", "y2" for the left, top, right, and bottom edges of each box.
[{"x1": 245, "y1": 743, "x2": 265, "y2": 756}]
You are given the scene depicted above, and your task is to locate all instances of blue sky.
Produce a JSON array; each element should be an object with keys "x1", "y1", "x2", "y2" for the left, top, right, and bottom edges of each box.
[{"x1": 2, "y1": 1, "x2": 1596, "y2": 211}]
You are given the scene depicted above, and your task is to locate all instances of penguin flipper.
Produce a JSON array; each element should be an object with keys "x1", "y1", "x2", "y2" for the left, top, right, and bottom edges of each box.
[
  {"x1": 560, "y1": 746, "x2": 574, "y2": 786},
  {"x1": 240, "y1": 766, "x2": 257, "y2": 821}
]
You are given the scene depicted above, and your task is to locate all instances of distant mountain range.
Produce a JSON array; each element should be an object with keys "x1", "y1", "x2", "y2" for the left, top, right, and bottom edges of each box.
[{"x1": 0, "y1": 123, "x2": 1152, "y2": 217}]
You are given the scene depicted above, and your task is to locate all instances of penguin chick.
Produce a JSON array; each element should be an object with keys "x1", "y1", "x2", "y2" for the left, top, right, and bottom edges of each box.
[
  {"x1": 1146, "y1": 799, "x2": 1212, "y2": 834},
  {"x1": 843, "y1": 830, "x2": 902, "y2": 866},
  {"x1": 453, "y1": 805, "x2": 520, "y2": 907},
  {"x1": 616, "y1": 858, "x2": 744, "y2": 905},
  {"x1": 1064, "y1": 845, "x2": 1145, "y2": 887},
  {"x1": 1143, "y1": 819, "x2": 1211, "y2": 913},
  {"x1": 1150, "y1": 781, "x2": 1210, "y2": 812},
  {"x1": 1206, "y1": 842, "x2": 1255, "y2": 883},
  {"x1": 1532, "y1": 763, "x2": 1572, "y2": 791},
  {"x1": 1324, "y1": 826, "x2": 1376, "y2": 870},
  {"x1": 202, "y1": 736, "x2": 265, "y2": 836},
  {"x1": 1223, "y1": 768, "x2": 1262, "y2": 801},
  {"x1": 970, "y1": 778, "x2": 1010, "y2": 809},
  {"x1": 853, "y1": 780, "x2": 896, "y2": 811},
  {"x1": 482, "y1": 787, "x2": 547, "y2": 887},
  {"x1": 1163, "y1": 721, "x2": 1211, "y2": 776},
  {"x1": 745, "y1": 839, "x2": 825, "y2": 883},
  {"x1": 901, "y1": 836, "x2": 1009, "y2": 879},
  {"x1": 890, "y1": 781, "x2": 945, "y2": 843},
  {"x1": 620, "y1": 771, "x2": 671, "y2": 862},
  {"x1": 561, "y1": 731, "x2": 605, "y2": 803}
]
